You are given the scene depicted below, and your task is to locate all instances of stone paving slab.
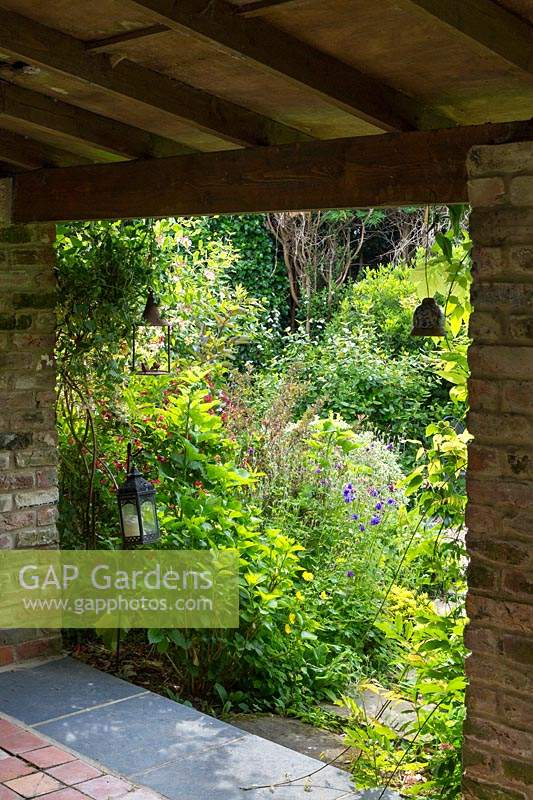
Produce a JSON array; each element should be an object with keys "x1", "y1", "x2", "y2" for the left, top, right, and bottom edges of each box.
[
  {"x1": 0, "y1": 659, "x2": 145, "y2": 725},
  {"x1": 38, "y1": 690, "x2": 242, "y2": 776},
  {"x1": 0, "y1": 658, "x2": 399, "y2": 800}
]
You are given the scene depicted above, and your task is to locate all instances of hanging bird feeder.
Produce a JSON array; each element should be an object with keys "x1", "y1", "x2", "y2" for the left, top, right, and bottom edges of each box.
[{"x1": 131, "y1": 290, "x2": 172, "y2": 374}]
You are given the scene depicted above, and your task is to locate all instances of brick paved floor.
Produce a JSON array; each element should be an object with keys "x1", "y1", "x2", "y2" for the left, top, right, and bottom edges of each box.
[{"x1": 0, "y1": 718, "x2": 158, "y2": 800}]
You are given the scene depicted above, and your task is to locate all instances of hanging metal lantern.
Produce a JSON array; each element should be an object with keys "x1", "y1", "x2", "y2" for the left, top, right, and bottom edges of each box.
[
  {"x1": 411, "y1": 297, "x2": 446, "y2": 337},
  {"x1": 117, "y1": 458, "x2": 160, "y2": 548},
  {"x1": 132, "y1": 290, "x2": 171, "y2": 375}
]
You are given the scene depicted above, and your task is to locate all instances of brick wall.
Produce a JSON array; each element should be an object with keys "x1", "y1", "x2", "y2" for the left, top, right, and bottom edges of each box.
[
  {"x1": 0, "y1": 219, "x2": 61, "y2": 665},
  {"x1": 464, "y1": 141, "x2": 533, "y2": 798}
]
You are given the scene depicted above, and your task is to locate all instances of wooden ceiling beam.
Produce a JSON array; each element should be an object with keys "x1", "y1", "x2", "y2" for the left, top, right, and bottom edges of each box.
[
  {"x1": 124, "y1": 0, "x2": 450, "y2": 132},
  {"x1": 11, "y1": 119, "x2": 532, "y2": 223},
  {"x1": 0, "y1": 83, "x2": 194, "y2": 160},
  {"x1": 402, "y1": 0, "x2": 532, "y2": 76},
  {"x1": 0, "y1": 128, "x2": 89, "y2": 170},
  {"x1": 0, "y1": 7, "x2": 311, "y2": 148},
  {"x1": 236, "y1": 1, "x2": 312, "y2": 18},
  {"x1": 85, "y1": 25, "x2": 169, "y2": 53}
]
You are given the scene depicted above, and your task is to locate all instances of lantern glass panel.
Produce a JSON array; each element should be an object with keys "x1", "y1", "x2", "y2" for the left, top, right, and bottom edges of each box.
[
  {"x1": 140, "y1": 498, "x2": 157, "y2": 537},
  {"x1": 132, "y1": 325, "x2": 171, "y2": 375},
  {"x1": 121, "y1": 501, "x2": 140, "y2": 539}
]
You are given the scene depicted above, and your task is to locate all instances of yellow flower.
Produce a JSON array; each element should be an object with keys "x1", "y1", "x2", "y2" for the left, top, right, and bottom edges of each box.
[
  {"x1": 295, "y1": 591, "x2": 304, "y2": 602},
  {"x1": 284, "y1": 624, "x2": 292, "y2": 634},
  {"x1": 302, "y1": 571, "x2": 314, "y2": 582},
  {"x1": 289, "y1": 613, "x2": 296, "y2": 624},
  {"x1": 320, "y1": 591, "x2": 328, "y2": 600}
]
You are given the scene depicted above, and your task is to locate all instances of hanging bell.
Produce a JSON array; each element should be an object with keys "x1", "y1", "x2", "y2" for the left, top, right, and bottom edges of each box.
[{"x1": 411, "y1": 297, "x2": 446, "y2": 337}]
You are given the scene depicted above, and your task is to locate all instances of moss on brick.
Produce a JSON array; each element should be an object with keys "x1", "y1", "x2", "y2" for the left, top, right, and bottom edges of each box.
[
  {"x1": 502, "y1": 757, "x2": 533, "y2": 786},
  {"x1": 0, "y1": 314, "x2": 33, "y2": 330},
  {"x1": 0, "y1": 432, "x2": 32, "y2": 450},
  {"x1": 13, "y1": 292, "x2": 56, "y2": 310},
  {"x1": 0, "y1": 226, "x2": 34, "y2": 244}
]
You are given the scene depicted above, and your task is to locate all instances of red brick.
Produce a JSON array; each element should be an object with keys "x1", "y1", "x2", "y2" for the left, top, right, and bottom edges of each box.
[
  {"x1": 466, "y1": 595, "x2": 533, "y2": 635},
  {"x1": 471, "y1": 247, "x2": 506, "y2": 280},
  {"x1": 0, "y1": 510, "x2": 35, "y2": 533},
  {"x1": 4, "y1": 772, "x2": 61, "y2": 798},
  {"x1": 508, "y1": 246, "x2": 533, "y2": 277},
  {"x1": 471, "y1": 281, "x2": 533, "y2": 312},
  {"x1": 468, "y1": 378, "x2": 500, "y2": 411},
  {"x1": 0, "y1": 786, "x2": 24, "y2": 800},
  {"x1": 0, "y1": 721, "x2": 22, "y2": 739},
  {"x1": 469, "y1": 345, "x2": 533, "y2": 381},
  {"x1": 501, "y1": 571, "x2": 533, "y2": 603},
  {"x1": 0, "y1": 474, "x2": 34, "y2": 491},
  {"x1": 14, "y1": 636, "x2": 61, "y2": 662},
  {"x1": 0, "y1": 756, "x2": 35, "y2": 781},
  {"x1": 0, "y1": 645, "x2": 14, "y2": 666},
  {"x1": 464, "y1": 715, "x2": 533, "y2": 760},
  {"x1": 501, "y1": 380, "x2": 533, "y2": 415},
  {"x1": 469, "y1": 312, "x2": 503, "y2": 343},
  {"x1": 469, "y1": 208, "x2": 533, "y2": 247},
  {"x1": 1, "y1": 731, "x2": 48, "y2": 756},
  {"x1": 467, "y1": 478, "x2": 532, "y2": 510},
  {"x1": 501, "y1": 634, "x2": 533, "y2": 666},
  {"x1": 47, "y1": 760, "x2": 101, "y2": 785},
  {"x1": 24, "y1": 747, "x2": 77, "y2": 769},
  {"x1": 463, "y1": 775, "x2": 526, "y2": 800},
  {"x1": 44, "y1": 790, "x2": 92, "y2": 800},
  {"x1": 467, "y1": 412, "x2": 532, "y2": 445},
  {"x1": 468, "y1": 177, "x2": 506, "y2": 207},
  {"x1": 498, "y1": 692, "x2": 533, "y2": 733}
]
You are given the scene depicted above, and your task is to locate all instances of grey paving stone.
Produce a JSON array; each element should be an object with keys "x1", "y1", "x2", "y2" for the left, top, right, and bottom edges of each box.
[
  {"x1": 136, "y1": 732, "x2": 396, "y2": 800},
  {"x1": 39, "y1": 691, "x2": 244, "y2": 775},
  {"x1": 0, "y1": 657, "x2": 145, "y2": 724}
]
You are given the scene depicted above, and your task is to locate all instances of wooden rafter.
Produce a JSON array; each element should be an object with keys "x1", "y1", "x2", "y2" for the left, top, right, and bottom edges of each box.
[
  {"x1": 236, "y1": 0, "x2": 312, "y2": 18},
  {"x1": 11, "y1": 119, "x2": 533, "y2": 223},
  {"x1": 402, "y1": 0, "x2": 532, "y2": 75},
  {"x1": 85, "y1": 25, "x2": 169, "y2": 53},
  {"x1": 123, "y1": 0, "x2": 451, "y2": 132},
  {"x1": 0, "y1": 7, "x2": 311, "y2": 148},
  {"x1": 0, "y1": 128, "x2": 89, "y2": 170},
  {"x1": 0, "y1": 83, "x2": 194, "y2": 160}
]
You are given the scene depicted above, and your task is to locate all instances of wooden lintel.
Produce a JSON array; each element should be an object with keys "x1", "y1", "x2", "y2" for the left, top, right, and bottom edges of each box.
[{"x1": 11, "y1": 119, "x2": 533, "y2": 223}]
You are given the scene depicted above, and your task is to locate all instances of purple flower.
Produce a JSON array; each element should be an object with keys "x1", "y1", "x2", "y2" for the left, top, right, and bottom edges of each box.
[
  {"x1": 359, "y1": 523, "x2": 366, "y2": 532},
  {"x1": 387, "y1": 498, "x2": 396, "y2": 506},
  {"x1": 350, "y1": 513, "x2": 359, "y2": 521},
  {"x1": 370, "y1": 515, "x2": 381, "y2": 526},
  {"x1": 346, "y1": 570, "x2": 355, "y2": 578},
  {"x1": 314, "y1": 466, "x2": 322, "y2": 474},
  {"x1": 386, "y1": 443, "x2": 394, "y2": 452},
  {"x1": 369, "y1": 487, "x2": 379, "y2": 497},
  {"x1": 388, "y1": 483, "x2": 396, "y2": 492},
  {"x1": 343, "y1": 483, "x2": 354, "y2": 503},
  {"x1": 375, "y1": 502, "x2": 383, "y2": 511}
]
